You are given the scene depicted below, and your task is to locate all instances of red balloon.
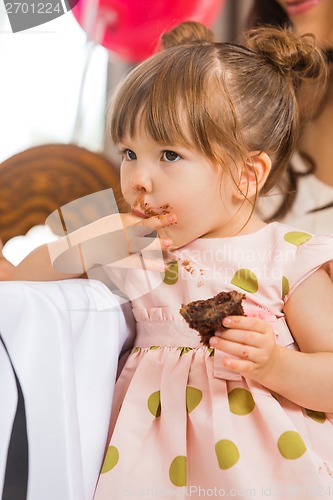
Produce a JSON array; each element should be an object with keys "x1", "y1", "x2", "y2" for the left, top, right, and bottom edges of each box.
[{"x1": 73, "y1": 0, "x2": 224, "y2": 62}]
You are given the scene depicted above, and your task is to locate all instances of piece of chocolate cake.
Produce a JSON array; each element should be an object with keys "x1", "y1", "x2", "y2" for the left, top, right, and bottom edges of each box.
[{"x1": 179, "y1": 291, "x2": 245, "y2": 346}]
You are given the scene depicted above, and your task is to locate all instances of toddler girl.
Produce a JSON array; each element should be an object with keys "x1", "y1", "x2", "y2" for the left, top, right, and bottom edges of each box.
[{"x1": 8, "y1": 22, "x2": 333, "y2": 499}]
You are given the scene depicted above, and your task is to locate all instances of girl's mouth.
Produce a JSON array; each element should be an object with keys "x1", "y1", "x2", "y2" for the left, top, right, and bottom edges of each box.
[
  {"x1": 284, "y1": 0, "x2": 321, "y2": 16},
  {"x1": 140, "y1": 203, "x2": 172, "y2": 217},
  {"x1": 131, "y1": 208, "x2": 149, "y2": 219},
  {"x1": 132, "y1": 199, "x2": 172, "y2": 218}
]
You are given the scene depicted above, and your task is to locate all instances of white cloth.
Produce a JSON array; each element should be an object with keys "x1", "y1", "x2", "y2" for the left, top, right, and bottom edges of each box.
[
  {"x1": 258, "y1": 151, "x2": 333, "y2": 234},
  {"x1": 0, "y1": 279, "x2": 135, "y2": 500}
]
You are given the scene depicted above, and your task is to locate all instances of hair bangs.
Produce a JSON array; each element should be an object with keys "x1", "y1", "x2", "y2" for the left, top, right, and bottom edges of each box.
[
  {"x1": 110, "y1": 43, "x2": 250, "y2": 169},
  {"x1": 110, "y1": 45, "x2": 219, "y2": 150}
]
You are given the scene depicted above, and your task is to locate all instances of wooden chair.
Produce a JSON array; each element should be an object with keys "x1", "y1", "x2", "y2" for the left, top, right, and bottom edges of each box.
[{"x1": 0, "y1": 143, "x2": 123, "y2": 244}]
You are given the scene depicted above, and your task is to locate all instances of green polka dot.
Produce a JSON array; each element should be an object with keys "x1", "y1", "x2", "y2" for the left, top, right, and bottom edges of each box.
[
  {"x1": 186, "y1": 386, "x2": 202, "y2": 413},
  {"x1": 306, "y1": 409, "x2": 326, "y2": 424},
  {"x1": 284, "y1": 231, "x2": 312, "y2": 246},
  {"x1": 169, "y1": 456, "x2": 187, "y2": 486},
  {"x1": 282, "y1": 276, "x2": 289, "y2": 300},
  {"x1": 163, "y1": 259, "x2": 178, "y2": 285},
  {"x1": 147, "y1": 390, "x2": 161, "y2": 417},
  {"x1": 178, "y1": 347, "x2": 193, "y2": 356},
  {"x1": 215, "y1": 439, "x2": 240, "y2": 469},
  {"x1": 228, "y1": 388, "x2": 255, "y2": 415},
  {"x1": 277, "y1": 431, "x2": 307, "y2": 459},
  {"x1": 231, "y1": 269, "x2": 258, "y2": 293},
  {"x1": 149, "y1": 345, "x2": 160, "y2": 350},
  {"x1": 100, "y1": 445, "x2": 119, "y2": 473}
]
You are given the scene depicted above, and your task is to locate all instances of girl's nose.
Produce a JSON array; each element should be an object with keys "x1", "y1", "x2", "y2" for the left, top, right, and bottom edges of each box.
[
  {"x1": 132, "y1": 166, "x2": 153, "y2": 193},
  {"x1": 134, "y1": 184, "x2": 148, "y2": 193}
]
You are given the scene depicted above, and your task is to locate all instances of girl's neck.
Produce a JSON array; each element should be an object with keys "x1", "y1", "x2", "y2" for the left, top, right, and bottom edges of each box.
[
  {"x1": 221, "y1": 213, "x2": 267, "y2": 239},
  {"x1": 238, "y1": 216, "x2": 267, "y2": 235}
]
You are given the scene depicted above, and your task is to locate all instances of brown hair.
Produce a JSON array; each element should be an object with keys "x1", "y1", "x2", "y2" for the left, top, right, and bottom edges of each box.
[
  {"x1": 158, "y1": 20, "x2": 215, "y2": 51},
  {"x1": 246, "y1": 1, "x2": 332, "y2": 220},
  {"x1": 109, "y1": 22, "x2": 327, "y2": 200}
]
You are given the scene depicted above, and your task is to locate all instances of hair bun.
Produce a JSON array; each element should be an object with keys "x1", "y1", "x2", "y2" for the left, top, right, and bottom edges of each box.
[
  {"x1": 244, "y1": 26, "x2": 325, "y2": 81},
  {"x1": 158, "y1": 21, "x2": 215, "y2": 51}
]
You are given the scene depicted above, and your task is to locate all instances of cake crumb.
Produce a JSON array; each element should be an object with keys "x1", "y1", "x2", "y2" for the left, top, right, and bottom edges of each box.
[{"x1": 180, "y1": 259, "x2": 205, "y2": 276}]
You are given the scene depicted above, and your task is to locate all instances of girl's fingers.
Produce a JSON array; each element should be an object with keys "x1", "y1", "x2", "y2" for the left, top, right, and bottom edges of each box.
[
  {"x1": 121, "y1": 212, "x2": 177, "y2": 231},
  {"x1": 121, "y1": 212, "x2": 175, "y2": 254},
  {"x1": 210, "y1": 335, "x2": 256, "y2": 360},
  {"x1": 210, "y1": 315, "x2": 277, "y2": 376},
  {"x1": 223, "y1": 357, "x2": 253, "y2": 373},
  {"x1": 215, "y1": 328, "x2": 260, "y2": 347},
  {"x1": 222, "y1": 315, "x2": 273, "y2": 334},
  {"x1": 127, "y1": 233, "x2": 172, "y2": 254},
  {"x1": 138, "y1": 213, "x2": 177, "y2": 229}
]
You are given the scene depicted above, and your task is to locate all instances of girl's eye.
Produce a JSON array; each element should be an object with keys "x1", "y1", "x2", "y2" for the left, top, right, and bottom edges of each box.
[
  {"x1": 162, "y1": 150, "x2": 181, "y2": 163},
  {"x1": 121, "y1": 149, "x2": 137, "y2": 161}
]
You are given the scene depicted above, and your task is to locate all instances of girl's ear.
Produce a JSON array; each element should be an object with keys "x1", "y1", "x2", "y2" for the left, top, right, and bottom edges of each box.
[{"x1": 234, "y1": 151, "x2": 272, "y2": 200}]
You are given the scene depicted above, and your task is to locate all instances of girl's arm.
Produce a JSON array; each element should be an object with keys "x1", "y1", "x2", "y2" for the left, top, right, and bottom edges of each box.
[
  {"x1": 210, "y1": 266, "x2": 333, "y2": 412},
  {"x1": 4, "y1": 212, "x2": 176, "y2": 282},
  {"x1": 9, "y1": 243, "x2": 79, "y2": 281}
]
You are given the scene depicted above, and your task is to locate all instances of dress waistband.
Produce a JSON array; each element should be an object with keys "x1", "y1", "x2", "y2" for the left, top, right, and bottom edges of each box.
[{"x1": 135, "y1": 320, "x2": 201, "y2": 348}]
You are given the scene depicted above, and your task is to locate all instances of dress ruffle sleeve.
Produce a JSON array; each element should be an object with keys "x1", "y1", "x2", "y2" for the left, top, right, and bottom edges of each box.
[{"x1": 282, "y1": 232, "x2": 333, "y2": 301}]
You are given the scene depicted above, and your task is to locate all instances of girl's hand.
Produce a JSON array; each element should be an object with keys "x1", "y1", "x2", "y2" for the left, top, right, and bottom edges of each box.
[
  {"x1": 210, "y1": 316, "x2": 277, "y2": 383},
  {"x1": 120, "y1": 212, "x2": 176, "y2": 253},
  {"x1": 49, "y1": 211, "x2": 177, "y2": 275},
  {"x1": 116, "y1": 212, "x2": 176, "y2": 272}
]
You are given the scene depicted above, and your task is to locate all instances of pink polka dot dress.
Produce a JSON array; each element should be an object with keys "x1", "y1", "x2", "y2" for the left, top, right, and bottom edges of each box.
[{"x1": 94, "y1": 223, "x2": 333, "y2": 499}]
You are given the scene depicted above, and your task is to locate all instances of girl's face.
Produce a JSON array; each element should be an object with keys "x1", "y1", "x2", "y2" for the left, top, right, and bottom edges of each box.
[
  {"x1": 119, "y1": 129, "x2": 247, "y2": 249},
  {"x1": 276, "y1": 0, "x2": 333, "y2": 47}
]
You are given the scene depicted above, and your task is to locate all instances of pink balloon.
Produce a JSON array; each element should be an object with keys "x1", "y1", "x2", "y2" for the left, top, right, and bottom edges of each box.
[{"x1": 73, "y1": 0, "x2": 224, "y2": 62}]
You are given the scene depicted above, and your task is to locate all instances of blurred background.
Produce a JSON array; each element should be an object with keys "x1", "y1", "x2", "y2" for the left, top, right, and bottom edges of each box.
[{"x1": 0, "y1": 0, "x2": 252, "y2": 164}]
